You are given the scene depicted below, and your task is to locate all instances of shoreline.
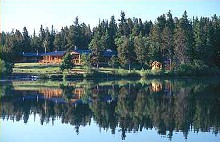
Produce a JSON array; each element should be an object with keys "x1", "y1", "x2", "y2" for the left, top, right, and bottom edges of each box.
[{"x1": 3, "y1": 71, "x2": 220, "y2": 82}]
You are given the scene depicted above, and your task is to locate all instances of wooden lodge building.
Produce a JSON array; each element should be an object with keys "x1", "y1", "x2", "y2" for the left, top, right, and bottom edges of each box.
[
  {"x1": 15, "y1": 52, "x2": 43, "y2": 63},
  {"x1": 40, "y1": 51, "x2": 67, "y2": 64},
  {"x1": 16, "y1": 49, "x2": 117, "y2": 65}
]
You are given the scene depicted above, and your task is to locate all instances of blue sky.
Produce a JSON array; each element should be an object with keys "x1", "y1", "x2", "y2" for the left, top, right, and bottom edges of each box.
[{"x1": 1, "y1": 0, "x2": 220, "y2": 34}]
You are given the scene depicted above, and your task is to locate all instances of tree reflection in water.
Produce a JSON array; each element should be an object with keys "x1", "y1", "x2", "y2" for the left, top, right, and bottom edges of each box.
[{"x1": 1, "y1": 79, "x2": 220, "y2": 140}]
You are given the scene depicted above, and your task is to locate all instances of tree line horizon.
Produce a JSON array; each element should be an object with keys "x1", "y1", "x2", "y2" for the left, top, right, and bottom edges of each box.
[{"x1": 1, "y1": 10, "x2": 220, "y2": 72}]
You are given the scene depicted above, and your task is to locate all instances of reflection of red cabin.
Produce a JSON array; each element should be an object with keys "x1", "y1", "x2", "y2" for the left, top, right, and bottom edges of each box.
[
  {"x1": 39, "y1": 88, "x2": 63, "y2": 98},
  {"x1": 151, "y1": 81, "x2": 162, "y2": 92},
  {"x1": 69, "y1": 88, "x2": 85, "y2": 104},
  {"x1": 73, "y1": 88, "x2": 85, "y2": 97}
]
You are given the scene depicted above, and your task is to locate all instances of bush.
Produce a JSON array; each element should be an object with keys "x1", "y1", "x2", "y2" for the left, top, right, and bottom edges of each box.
[
  {"x1": 50, "y1": 74, "x2": 63, "y2": 80},
  {"x1": 127, "y1": 72, "x2": 141, "y2": 78},
  {"x1": 38, "y1": 74, "x2": 49, "y2": 79},
  {"x1": 175, "y1": 63, "x2": 193, "y2": 76},
  {"x1": 0, "y1": 59, "x2": 13, "y2": 78},
  {"x1": 174, "y1": 60, "x2": 219, "y2": 76},
  {"x1": 66, "y1": 74, "x2": 84, "y2": 79},
  {"x1": 118, "y1": 69, "x2": 130, "y2": 76},
  {"x1": 145, "y1": 69, "x2": 165, "y2": 77}
]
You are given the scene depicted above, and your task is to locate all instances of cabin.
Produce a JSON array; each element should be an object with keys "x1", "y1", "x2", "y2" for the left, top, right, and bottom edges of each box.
[
  {"x1": 151, "y1": 61, "x2": 162, "y2": 70},
  {"x1": 71, "y1": 50, "x2": 91, "y2": 65},
  {"x1": 39, "y1": 50, "x2": 92, "y2": 65},
  {"x1": 39, "y1": 49, "x2": 116, "y2": 66},
  {"x1": 16, "y1": 49, "x2": 117, "y2": 66},
  {"x1": 15, "y1": 52, "x2": 43, "y2": 63},
  {"x1": 40, "y1": 51, "x2": 66, "y2": 64}
]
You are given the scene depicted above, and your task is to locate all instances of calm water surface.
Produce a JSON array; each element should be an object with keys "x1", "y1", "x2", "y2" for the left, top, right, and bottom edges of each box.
[{"x1": 1, "y1": 78, "x2": 220, "y2": 142}]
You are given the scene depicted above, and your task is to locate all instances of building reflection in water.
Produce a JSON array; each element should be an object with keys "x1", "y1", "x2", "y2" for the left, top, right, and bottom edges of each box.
[
  {"x1": 151, "y1": 81, "x2": 163, "y2": 92},
  {"x1": 1, "y1": 79, "x2": 220, "y2": 140}
]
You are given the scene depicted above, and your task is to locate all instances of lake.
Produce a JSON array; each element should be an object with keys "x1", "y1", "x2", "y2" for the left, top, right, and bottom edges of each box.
[{"x1": 1, "y1": 78, "x2": 220, "y2": 142}]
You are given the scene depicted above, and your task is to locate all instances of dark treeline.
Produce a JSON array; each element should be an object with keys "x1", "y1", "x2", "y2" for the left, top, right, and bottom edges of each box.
[
  {"x1": 1, "y1": 11, "x2": 220, "y2": 74},
  {"x1": 1, "y1": 79, "x2": 220, "y2": 140}
]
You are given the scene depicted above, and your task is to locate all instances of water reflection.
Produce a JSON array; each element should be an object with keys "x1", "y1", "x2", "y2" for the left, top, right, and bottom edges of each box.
[{"x1": 1, "y1": 79, "x2": 220, "y2": 140}]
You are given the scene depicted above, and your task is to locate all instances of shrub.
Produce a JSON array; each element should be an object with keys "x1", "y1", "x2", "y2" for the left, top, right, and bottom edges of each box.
[
  {"x1": 0, "y1": 59, "x2": 13, "y2": 78},
  {"x1": 66, "y1": 74, "x2": 84, "y2": 79},
  {"x1": 175, "y1": 63, "x2": 193, "y2": 76},
  {"x1": 50, "y1": 74, "x2": 63, "y2": 80},
  {"x1": 149, "y1": 69, "x2": 165, "y2": 76},
  {"x1": 174, "y1": 60, "x2": 218, "y2": 76},
  {"x1": 38, "y1": 74, "x2": 49, "y2": 79}
]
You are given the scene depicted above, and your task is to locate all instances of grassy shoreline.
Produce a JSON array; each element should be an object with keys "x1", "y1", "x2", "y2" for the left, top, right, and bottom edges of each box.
[{"x1": 10, "y1": 63, "x2": 220, "y2": 80}]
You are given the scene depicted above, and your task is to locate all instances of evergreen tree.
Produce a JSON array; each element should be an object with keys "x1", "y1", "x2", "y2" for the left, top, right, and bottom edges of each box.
[
  {"x1": 2, "y1": 31, "x2": 15, "y2": 62},
  {"x1": 81, "y1": 53, "x2": 91, "y2": 68},
  {"x1": 118, "y1": 11, "x2": 130, "y2": 36},
  {"x1": 50, "y1": 25, "x2": 56, "y2": 51},
  {"x1": 60, "y1": 27, "x2": 69, "y2": 50},
  {"x1": 211, "y1": 14, "x2": 220, "y2": 67},
  {"x1": 132, "y1": 18, "x2": 140, "y2": 36},
  {"x1": 174, "y1": 26, "x2": 188, "y2": 65},
  {"x1": 134, "y1": 35, "x2": 149, "y2": 67},
  {"x1": 108, "y1": 55, "x2": 119, "y2": 69},
  {"x1": 73, "y1": 17, "x2": 83, "y2": 48},
  {"x1": 44, "y1": 27, "x2": 54, "y2": 52},
  {"x1": 54, "y1": 33, "x2": 62, "y2": 51},
  {"x1": 22, "y1": 27, "x2": 31, "y2": 52},
  {"x1": 116, "y1": 36, "x2": 135, "y2": 68},
  {"x1": 149, "y1": 25, "x2": 162, "y2": 62},
  {"x1": 43, "y1": 40, "x2": 49, "y2": 53},
  {"x1": 0, "y1": 59, "x2": 13, "y2": 77},
  {"x1": 174, "y1": 11, "x2": 194, "y2": 65},
  {"x1": 14, "y1": 29, "x2": 23, "y2": 53},
  {"x1": 80, "y1": 23, "x2": 92, "y2": 49},
  {"x1": 68, "y1": 17, "x2": 83, "y2": 49},
  {"x1": 31, "y1": 30, "x2": 41, "y2": 52},
  {"x1": 89, "y1": 32, "x2": 103, "y2": 68},
  {"x1": 1, "y1": 32, "x2": 6, "y2": 46},
  {"x1": 103, "y1": 29, "x2": 111, "y2": 50},
  {"x1": 193, "y1": 17, "x2": 214, "y2": 65},
  {"x1": 38, "y1": 25, "x2": 46, "y2": 52},
  {"x1": 143, "y1": 20, "x2": 153, "y2": 37},
  {"x1": 60, "y1": 52, "x2": 74, "y2": 73},
  {"x1": 161, "y1": 10, "x2": 175, "y2": 61},
  {"x1": 108, "y1": 15, "x2": 117, "y2": 50},
  {"x1": 157, "y1": 14, "x2": 166, "y2": 33}
]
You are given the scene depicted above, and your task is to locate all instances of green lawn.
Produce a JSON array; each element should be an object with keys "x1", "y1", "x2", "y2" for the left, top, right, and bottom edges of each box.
[
  {"x1": 13, "y1": 63, "x2": 61, "y2": 74},
  {"x1": 13, "y1": 63, "x2": 117, "y2": 74},
  {"x1": 12, "y1": 63, "x2": 157, "y2": 79}
]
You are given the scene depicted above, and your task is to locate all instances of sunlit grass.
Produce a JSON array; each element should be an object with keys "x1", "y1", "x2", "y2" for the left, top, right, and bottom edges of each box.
[
  {"x1": 13, "y1": 63, "x2": 60, "y2": 74},
  {"x1": 13, "y1": 63, "x2": 169, "y2": 78},
  {"x1": 13, "y1": 63, "x2": 124, "y2": 74}
]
